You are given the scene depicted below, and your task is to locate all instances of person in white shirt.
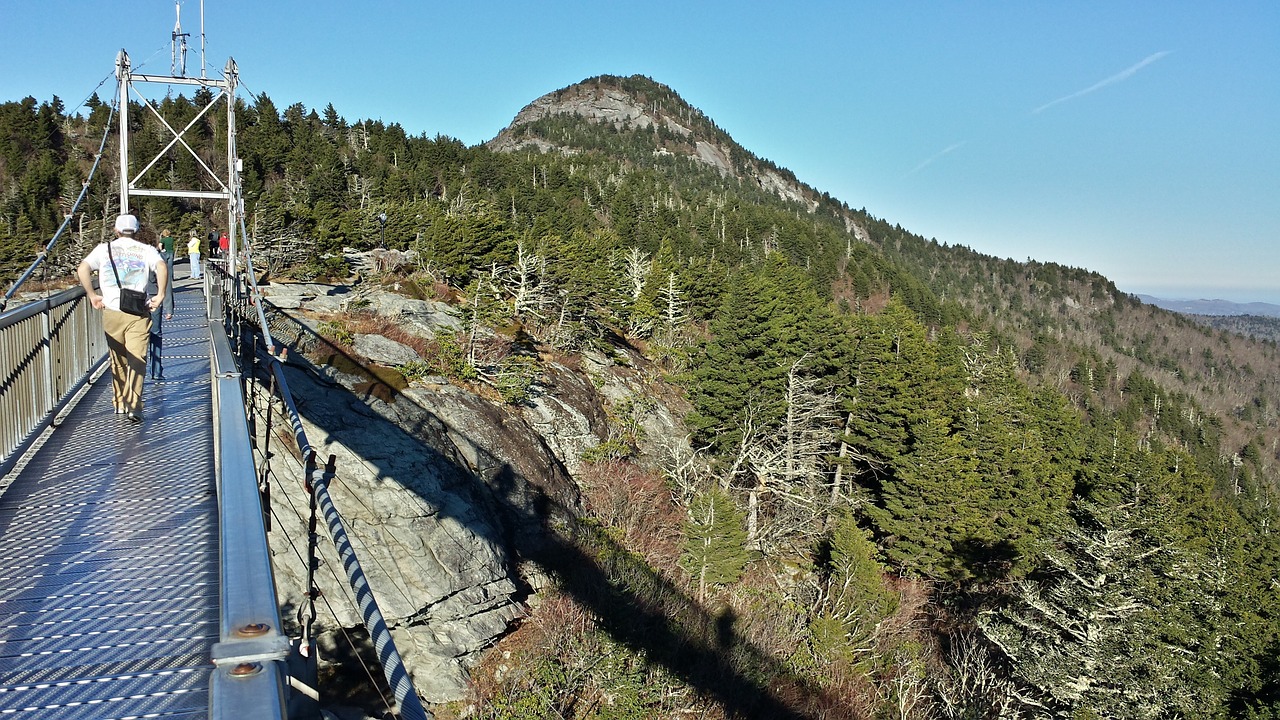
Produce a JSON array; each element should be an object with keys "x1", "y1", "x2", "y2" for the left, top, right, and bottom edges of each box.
[{"x1": 76, "y1": 214, "x2": 168, "y2": 423}]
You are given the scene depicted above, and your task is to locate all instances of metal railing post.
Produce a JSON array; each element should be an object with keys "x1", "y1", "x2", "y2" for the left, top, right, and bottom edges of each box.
[{"x1": 0, "y1": 289, "x2": 108, "y2": 477}]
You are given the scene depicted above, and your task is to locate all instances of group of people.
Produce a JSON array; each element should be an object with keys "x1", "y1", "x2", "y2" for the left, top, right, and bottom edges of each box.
[
  {"x1": 187, "y1": 228, "x2": 229, "y2": 280},
  {"x1": 75, "y1": 214, "x2": 228, "y2": 424}
]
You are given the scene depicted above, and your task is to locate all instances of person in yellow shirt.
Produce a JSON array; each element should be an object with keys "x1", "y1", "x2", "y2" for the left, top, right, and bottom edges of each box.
[{"x1": 187, "y1": 230, "x2": 202, "y2": 279}]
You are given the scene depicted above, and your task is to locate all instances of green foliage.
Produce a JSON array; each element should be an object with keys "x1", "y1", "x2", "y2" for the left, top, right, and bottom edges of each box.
[
  {"x1": 317, "y1": 319, "x2": 353, "y2": 347},
  {"x1": 807, "y1": 512, "x2": 897, "y2": 666},
  {"x1": 679, "y1": 488, "x2": 751, "y2": 597},
  {"x1": 471, "y1": 619, "x2": 691, "y2": 720},
  {"x1": 423, "y1": 334, "x2": 477, "y2": 382},
  {"x1": 980, "y1": 475, "x2": 1227, "y2": 718},
  {"x1": 685, "y1": 257, "x2": 843, "y2": 456},
  {"x1": 494, "y1": 354, "x2": 540, "y2": 405},
  {"x1": 397, "y1": 358, "x2": 434, "y2": 383},
  {"x1": 579, "y1": 437, "x2": 634, "y2": 464},
  {"x1": 866, "y1": 406, "x2": 984, "y2": 580},
  {"x1": 418, "y1": 203, "x2": 517, "y2": 284}
]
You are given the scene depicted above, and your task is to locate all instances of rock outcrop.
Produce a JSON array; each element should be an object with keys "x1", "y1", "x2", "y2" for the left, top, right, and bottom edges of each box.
[{"x1": 255, "y1": 275, "x2": 686, "y2": 705}]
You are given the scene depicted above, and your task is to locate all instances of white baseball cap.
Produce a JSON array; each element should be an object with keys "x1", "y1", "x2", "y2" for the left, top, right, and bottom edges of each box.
[{"x1": 114, "y1": 214, "x2": 139, "y2": 234}]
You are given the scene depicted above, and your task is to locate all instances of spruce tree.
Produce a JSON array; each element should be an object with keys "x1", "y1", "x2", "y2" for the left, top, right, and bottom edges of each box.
[
  {"x1": 680, "y1": 487, "x2": 751, "y2": 602},
  {"x1": 979, "y1": 481, "x2": 1224, "y2": 717}
]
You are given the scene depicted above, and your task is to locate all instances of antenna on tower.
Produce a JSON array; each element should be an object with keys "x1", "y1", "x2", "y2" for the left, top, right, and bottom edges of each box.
[
  {"x1": 171, "y1": 1, "x2": 190, "y2": 77},
  {"x1": 199, "y1": 0, "x2": 207, "y2": 79}
]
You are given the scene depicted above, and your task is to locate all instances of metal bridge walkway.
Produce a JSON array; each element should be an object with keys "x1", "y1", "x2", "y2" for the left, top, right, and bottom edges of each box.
[{"x1": 0, "y1": 277, "x2": 218, "y2": 718}]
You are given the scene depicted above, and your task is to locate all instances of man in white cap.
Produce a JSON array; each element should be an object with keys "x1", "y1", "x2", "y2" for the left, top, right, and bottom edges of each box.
[{"x1": 76, "y1": 214, "x2": 168, "y2": 423}]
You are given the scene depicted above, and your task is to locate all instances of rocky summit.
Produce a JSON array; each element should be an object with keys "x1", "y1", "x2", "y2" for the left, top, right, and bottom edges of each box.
[{"x1": 487, "y1": 74, "x2": 815, "y2": 208}]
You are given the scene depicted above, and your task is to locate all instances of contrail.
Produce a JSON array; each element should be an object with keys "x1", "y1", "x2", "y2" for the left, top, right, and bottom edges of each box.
[
  {"x1": 908, "y1": 140, "x2": 968, "y2": 176},
  {"x1": 1033, "y1": 51, "x2": 1171, "y2": 114}
]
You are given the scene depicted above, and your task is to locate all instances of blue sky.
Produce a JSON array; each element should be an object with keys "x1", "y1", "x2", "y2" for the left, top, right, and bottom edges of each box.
[{"x1": 3, "y1": 1, "x2": 1278, "y2": 303}]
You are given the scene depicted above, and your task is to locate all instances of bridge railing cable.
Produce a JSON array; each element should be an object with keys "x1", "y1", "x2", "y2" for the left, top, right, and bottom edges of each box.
[{"x1": 213, "y1": 258, "x2": 429, "y2": 720}]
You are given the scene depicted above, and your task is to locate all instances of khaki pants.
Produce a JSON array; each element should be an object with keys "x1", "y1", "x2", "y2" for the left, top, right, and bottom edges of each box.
[{"x1": 102, "y1": 308, "x2": 152, "y2": 414}]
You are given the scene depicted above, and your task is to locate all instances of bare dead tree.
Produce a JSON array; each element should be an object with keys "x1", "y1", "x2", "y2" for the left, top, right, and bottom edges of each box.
[
  {"x1": 656, "y1": 271, "x2": 689, "y2": 342},
  {"x1": 735, "y1": 358, "x2": 841, "y2": 551},
  {"x1": 624, "y1": 246, "x2": 650, "y2": 301},
  {"x1": 932, "y1": 630, "x2": 1020, "y2": 720},
  {"x1": 506, "y1": 238, "x2": 551, "y2": 320}
]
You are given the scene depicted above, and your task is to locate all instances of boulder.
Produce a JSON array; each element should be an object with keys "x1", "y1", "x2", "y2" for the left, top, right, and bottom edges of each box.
[{"x1": 354, "y1": 333, "x2": 419, "y2": 366}]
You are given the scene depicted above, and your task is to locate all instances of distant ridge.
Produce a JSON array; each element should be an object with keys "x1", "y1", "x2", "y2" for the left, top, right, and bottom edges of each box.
[{"x1": 1137, "y1": 295, "x2": 1280, "y2": 318}]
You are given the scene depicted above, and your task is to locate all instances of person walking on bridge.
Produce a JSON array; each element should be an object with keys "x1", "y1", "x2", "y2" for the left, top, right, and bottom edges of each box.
[
  {"x1": 76, "y1": 214, "x2": 168, "y2": 423},
  {"x1": 157, "y1": 228, "x2": 175, "y2": 320},
  {"x1": 188, "y1": 230, "x2": 202, "y2": 279}
]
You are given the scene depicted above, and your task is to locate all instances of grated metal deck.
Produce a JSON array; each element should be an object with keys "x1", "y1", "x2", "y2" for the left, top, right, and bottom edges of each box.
[{"x1": 0, "y1": 277, "x2": 219, "y2": 718}]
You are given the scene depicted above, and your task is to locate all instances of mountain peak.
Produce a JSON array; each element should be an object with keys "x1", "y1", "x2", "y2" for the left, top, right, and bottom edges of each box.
[{"x1": 486, "y1": 74, "x2": 815, "y2": 208}]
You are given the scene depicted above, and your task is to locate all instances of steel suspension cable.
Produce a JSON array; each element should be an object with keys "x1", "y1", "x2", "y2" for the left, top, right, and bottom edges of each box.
[
  {"x1": 311, "y1": 457, "x2": 429, "y2": 720},
  {"x1": 251, "y1": 371, "x2": 433, "y2": 719},
  {"x1": 259, "y1": 430, "x2": 396, "y2": 716}
]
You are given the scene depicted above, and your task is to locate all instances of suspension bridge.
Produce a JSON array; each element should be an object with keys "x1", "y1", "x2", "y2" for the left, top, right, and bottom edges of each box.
[{"x1": 0, "y1": 30, "x2": 428, "y2": 720}]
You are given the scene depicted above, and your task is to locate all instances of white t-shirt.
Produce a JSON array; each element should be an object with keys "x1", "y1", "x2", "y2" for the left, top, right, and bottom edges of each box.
[{"x1": 83, "y1": 237, "x2": 163, "y2": 312}]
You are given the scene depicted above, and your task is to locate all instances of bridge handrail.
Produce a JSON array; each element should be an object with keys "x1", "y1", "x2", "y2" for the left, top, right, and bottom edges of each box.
[
  {"x1": 208, "y1": 283, "x2": 290, "y2": 719},
  {"x1": 0, "y1": 286, "x2": 107, "y2": 477}
]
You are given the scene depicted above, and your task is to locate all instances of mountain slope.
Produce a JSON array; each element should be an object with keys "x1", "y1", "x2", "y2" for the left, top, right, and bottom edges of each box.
[
  {"x1": 484, "y1": 74, "x2": 1280, "y2": 489},
  {"x1": 6, "y1": 75, "x2": 1280, "y2": 717}
]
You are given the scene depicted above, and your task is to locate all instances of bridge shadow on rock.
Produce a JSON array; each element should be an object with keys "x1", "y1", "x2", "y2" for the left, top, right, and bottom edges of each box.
[{"x1": 244, "y1": 304, "x2": 830, "y2": 719}]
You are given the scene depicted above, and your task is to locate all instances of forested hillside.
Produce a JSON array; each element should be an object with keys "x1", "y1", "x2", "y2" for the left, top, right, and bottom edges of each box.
[{"x1": 3, "y1": 74, "x2": 1279, "y2": 718}]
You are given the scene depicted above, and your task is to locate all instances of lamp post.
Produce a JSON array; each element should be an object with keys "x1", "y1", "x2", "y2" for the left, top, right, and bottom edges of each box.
[{"x1": 377, "y1": 212, "x2": 387, "y2": 249}]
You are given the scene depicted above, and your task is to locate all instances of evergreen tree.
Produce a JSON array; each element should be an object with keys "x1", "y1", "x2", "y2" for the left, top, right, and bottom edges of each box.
[
  {"x1": 866, "y1": 405, "x2": 985, "y2": 579},
  {"x1": 679, "y1": 487, "x2": 751, "y2": 602},
  {"x1": 687, "y1": 255, "x2": 840, "y2": 457},
  {"x1": 808, "y1": 511, "x2": 897, "y2": 664},
  {"x1": 980, "y1": 480, "x2": 1225, "y2": 717},
  {"x1": 839, "y1": 298, "x2": 949, "y2": 487}
]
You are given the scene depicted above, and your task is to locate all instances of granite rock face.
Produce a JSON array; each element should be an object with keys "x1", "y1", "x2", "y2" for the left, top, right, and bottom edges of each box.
[
  {"x1": 353, "y1": 333, "x2": 419, "y2": 366},
  {"x1": 257, "y1": 279, "x2": 687, "y2": 705},
  {"x1": 262, "y1": 356, "x2": 529, "y2": 702}
]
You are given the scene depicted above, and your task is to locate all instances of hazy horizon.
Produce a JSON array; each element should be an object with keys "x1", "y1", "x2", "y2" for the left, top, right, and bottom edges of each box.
[{"x1": 1131, "y1": 287, "x2": 1280, "y2": 307}]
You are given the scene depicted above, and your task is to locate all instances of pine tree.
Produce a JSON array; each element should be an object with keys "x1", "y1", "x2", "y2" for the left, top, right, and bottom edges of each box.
[
  {"x1": 866, "y1": 405, "x2": 984, "y2": 579},
  {"x1": 687, "y1": 256, "x2": 840, "y2": 458},
  {"x1": 808, "y1": 511, "x2": 897, "y2": 664},
  {"x1": 954, "y1": 336, "x2": 1074, "y2": 579},
  {"x1": 839, "y1": 298, "x2": 947, "y2": 485}
]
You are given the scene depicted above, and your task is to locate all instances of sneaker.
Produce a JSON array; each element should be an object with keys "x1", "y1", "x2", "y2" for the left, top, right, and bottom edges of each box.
[{"x1": 126, "y1": 411, "x2": 143, "y2": 424}]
